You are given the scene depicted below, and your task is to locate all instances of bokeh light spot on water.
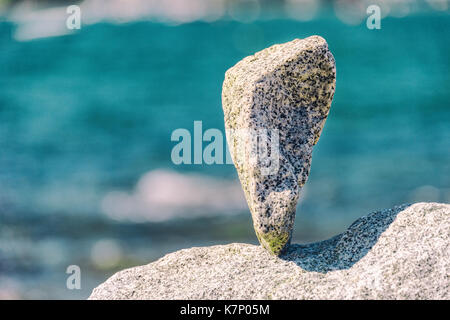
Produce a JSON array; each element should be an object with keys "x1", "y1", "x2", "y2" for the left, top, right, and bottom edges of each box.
[
  {"x1": 409, "y1": 185, "x2": 441, "y2": 203},
  {"x1": 284, "y1": 0, "x2": 320, "y2": 21},
  {"x1": 90, "y1": 239, "x2": 123, "y2": 270}
]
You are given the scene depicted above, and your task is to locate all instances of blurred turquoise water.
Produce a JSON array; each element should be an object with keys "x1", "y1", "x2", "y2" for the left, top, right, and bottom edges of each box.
[{"x1": 0, "y1": 12, "x2": 449, "y2": 298}]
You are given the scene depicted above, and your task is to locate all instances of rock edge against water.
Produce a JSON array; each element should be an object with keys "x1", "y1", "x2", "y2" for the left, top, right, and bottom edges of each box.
[{"x1": 89, "y1": 202, "x2": 449, "y2": 300}]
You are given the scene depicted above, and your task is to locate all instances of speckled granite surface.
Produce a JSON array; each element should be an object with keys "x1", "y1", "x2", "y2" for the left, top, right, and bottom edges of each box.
[
  {"x1": 89, "y1": 202, "x2": 449, "y2": 300},
  {"x1": 222, "y1": 36, "x2": 336, "y2": 255}
]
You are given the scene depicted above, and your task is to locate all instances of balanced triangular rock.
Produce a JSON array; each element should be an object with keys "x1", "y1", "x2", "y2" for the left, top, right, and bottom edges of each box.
[{"x1": 222, "y1": 36, "x2": 336, "y2": 255}]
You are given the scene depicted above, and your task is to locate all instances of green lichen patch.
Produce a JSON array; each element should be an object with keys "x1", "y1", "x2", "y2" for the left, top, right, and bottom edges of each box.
[{"x1": 256, "y1": 230, "x2": 290, "y2": 256}]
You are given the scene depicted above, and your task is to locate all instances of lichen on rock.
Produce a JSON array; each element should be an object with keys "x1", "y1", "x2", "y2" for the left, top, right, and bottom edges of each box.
[{"x1": 221, "y1": 36, "x2": 336, "y2": 255}]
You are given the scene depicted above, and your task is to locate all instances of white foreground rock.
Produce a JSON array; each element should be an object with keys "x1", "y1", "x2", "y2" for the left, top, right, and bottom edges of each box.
[{"x1": 90, "y1": 202, "x2": 449, "y2": 300}]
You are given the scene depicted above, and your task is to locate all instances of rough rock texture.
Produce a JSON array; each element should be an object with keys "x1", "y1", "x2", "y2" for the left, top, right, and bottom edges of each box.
[
  {"x1": 221, "y1": 36, "x2": 336, "y2": 255},
  {"x1": 90, "y1": 202, "x2": 449, "y2": 300}
]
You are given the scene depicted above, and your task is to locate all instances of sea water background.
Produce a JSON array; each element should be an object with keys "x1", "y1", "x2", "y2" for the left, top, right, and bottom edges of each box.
[{"x1": 0, "y1": 4, "x2": 449, "y2": 299}]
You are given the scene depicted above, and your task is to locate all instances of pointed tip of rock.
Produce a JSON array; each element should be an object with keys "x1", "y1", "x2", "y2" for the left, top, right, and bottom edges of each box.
[{"x1": 256, "y1": 230, "x2": 291, "y2": 256}]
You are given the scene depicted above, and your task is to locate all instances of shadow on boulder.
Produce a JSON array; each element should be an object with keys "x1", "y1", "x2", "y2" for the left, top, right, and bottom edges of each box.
[{"x1": 281, "y1": 204, "x2": 412, "y2": 273}]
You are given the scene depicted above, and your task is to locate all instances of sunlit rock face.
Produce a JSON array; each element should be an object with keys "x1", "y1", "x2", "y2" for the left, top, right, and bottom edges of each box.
[
  {"x1": 89, "y1": 203, "x2": 450, "y2": 299},
  {"x1": 221, "y1": 36, "x2": 336, "y2": 255}
]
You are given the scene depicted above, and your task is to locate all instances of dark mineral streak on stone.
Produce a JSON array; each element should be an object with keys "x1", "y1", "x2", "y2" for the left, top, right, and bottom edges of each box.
[{"x1": 221, "y1": 36, "x2": 336, "y2": 255}]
